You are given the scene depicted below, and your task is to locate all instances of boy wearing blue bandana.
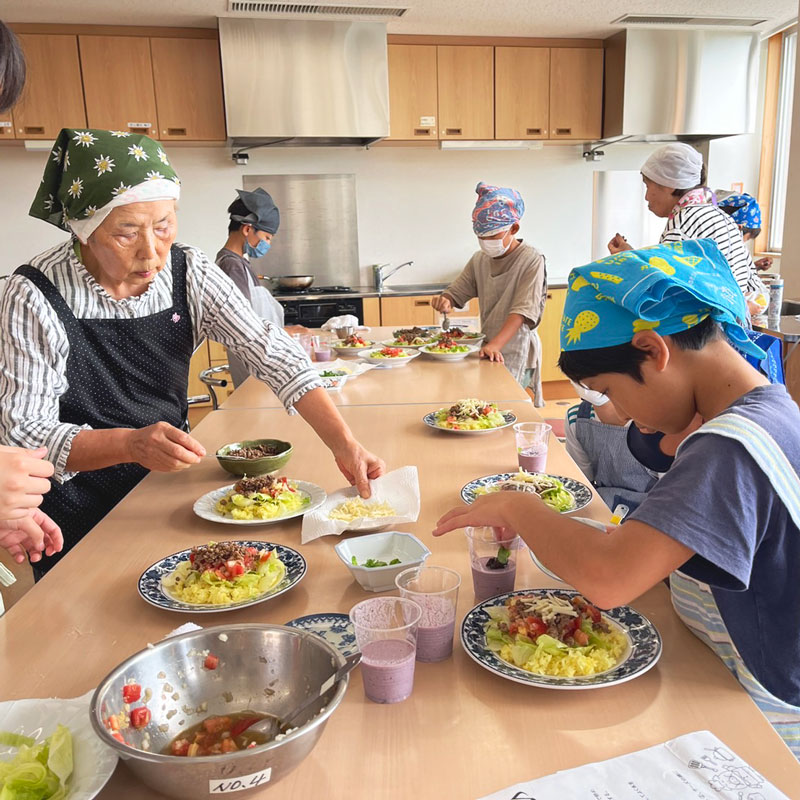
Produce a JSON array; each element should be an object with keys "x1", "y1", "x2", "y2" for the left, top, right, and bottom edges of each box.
[{"x1": 434, "y1": 238, "x2": 800, "y2": 757}]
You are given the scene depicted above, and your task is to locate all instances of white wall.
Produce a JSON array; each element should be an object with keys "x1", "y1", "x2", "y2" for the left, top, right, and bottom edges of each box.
[
  {"x1": 0, "y1": 141, "x2": 666, "y2": 287},
  {"x1": 781, "y1": 28, "x2": 800, "y2": 297}
]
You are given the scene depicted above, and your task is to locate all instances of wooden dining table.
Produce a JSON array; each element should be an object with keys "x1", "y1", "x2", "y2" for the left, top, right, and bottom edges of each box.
[{"x1": 1, "y1": 352, "x2": 799, "y2": 799}]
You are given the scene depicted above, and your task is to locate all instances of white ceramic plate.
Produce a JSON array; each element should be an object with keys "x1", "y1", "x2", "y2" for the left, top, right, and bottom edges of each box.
[
  {"x1": 419, "y1": 344, "x2": 480, "y2": 361},
  {"x1": 422, "y1": 409, "x2": 517, "y2": 434},
  {"x1": 193, "y1": 480, "x2": 327, "y2": 525},
  {"x1": 0, "y1": 691, "x2": 118, "y2": 799},
  {"x1": 380, "y1": 338, "x2": 434, "y2": 348},
  {"x1": 358, "y1": 347, "x2": 421, "y2": 368},
  {"x1": 331, "y1": 342, "x2": 375, "y2": 355},
  {"x1": 461, "y1": 589, "x2": 662, "y2": 690},
  {"x1": 460, "y1": 472, "x2": 592, "y2": 514},
  {"x1": 529, "y1": 517, "x2": 608, "y2": 581}
]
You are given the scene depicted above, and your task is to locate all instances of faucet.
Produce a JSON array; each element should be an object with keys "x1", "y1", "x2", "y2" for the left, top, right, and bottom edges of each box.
[{"x1": 373, "y1": 261, "x2": 414, "y2": 291}]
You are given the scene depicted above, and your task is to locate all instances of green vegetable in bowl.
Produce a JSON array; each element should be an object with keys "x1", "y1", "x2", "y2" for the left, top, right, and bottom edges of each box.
[
  {"x1": 320, "y1": 370, "x2": 347, "y2": 377},
  {"x1": 350, "y1": 556, "x2": 402, "y2": 568},
  {"x1": 0, "y1": 724, "x2": 73, "y2": 799}
]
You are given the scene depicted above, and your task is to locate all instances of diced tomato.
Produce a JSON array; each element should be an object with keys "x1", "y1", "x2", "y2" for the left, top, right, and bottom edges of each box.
[
  {"x1": 170, "y1": 738, "x2": 190, "y2": 757},
  {"x1": 226, "y1": 560, "x2": 245, "y2": 578},
  {"x1": 259, "y1": 550, "x2": 272, "y2": 562},
  {"x1": 246, "y1": 547, "x2": 258, "y2": 556},
  {"x1": 203, "y1": 716, "x2": 232, "y2": 734},
  {"x1": 525, "y1": 616, "x2": 548, "y2": 637},
  {"x1": 221, "y1": 738, "x2": 238, "y2": 753},
  {"x1": 130, "y1": 707, "x2": 151, "y2": 729},
  {"x1": 584, "y1": 603, "x2": 601, "y2": 623},
  {"x1": 122, "y1": 683, "x2": 142, "y2": 704},
  {"x1": 204, "y1": 654, "x2": 219, "y2": 670},
  {"x1": 111, "y1": 731, "x2": 126, "y2": 744},
  {"x1": 508, "y1": 622, "x2": 518, "y2": 635},
  {"x1": 573, "y1": 629, "x2": 589, "y2": 646},
  {"x1": 564, "y1": 617, "x2": 581, "y2": 637},
  {"x1": 105, "y1": 715, "x2": 120, "y2": 732}
]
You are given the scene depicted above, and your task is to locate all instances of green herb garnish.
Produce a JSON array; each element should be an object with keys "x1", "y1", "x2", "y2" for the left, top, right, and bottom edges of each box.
[{"x1": 351, "y1": 557, "x2": 402, "y2": 568}]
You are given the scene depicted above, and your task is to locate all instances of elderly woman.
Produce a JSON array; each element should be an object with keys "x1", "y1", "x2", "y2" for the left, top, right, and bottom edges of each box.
[
  {"x1": 431, "y1": 182, "x2": 547, "y2": 405},
  {"x1": 0, "y1": 128, "x2": 384, "y2": 577},
  {"x1": 608, "y1": 143, "x2": 767, "y2": 313}
]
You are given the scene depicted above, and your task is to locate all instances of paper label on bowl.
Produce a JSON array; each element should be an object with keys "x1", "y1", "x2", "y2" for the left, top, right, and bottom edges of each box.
[{"x1": 209, "y1": 767, "x2": 272, "y2": 793}]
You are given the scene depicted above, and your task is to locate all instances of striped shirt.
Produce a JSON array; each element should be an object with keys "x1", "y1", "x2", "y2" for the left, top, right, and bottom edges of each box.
[
  {"x1": 660, "y1": 204, "x2": 766, "y2": 297},
  {"x1": 0, "y1": 239, "x2": 321, "y2": 482}
]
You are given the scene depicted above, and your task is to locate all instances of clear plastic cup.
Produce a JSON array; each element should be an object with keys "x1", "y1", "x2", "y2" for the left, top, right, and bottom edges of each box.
[
  {"x1": 513, "y1": 422, "x2": 552, "y2": 473},
  {"x1": 350, "y1": 597, "x2": 422, "y2": 703},
  {"x1": 465, "y1": 527, "x2": 520, "y2": 602},
  {"x1": 292, "y1": 333, "x2": 313, "y2": 356},
  {"x1": 395, "y1": 566, "x2": 461, "y2": 662},
  {"x1": 311, "y1": 334, "x2": 333, "y2": 362}
]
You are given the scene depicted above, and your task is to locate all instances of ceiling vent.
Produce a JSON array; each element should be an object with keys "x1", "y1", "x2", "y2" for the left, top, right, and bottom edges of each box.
[
  {"x1": 227, "y1": 2, "x2": 408, "y2": 18},
  {"x1": 613, "y1": 14, "x2": 767, "y2": 27}
]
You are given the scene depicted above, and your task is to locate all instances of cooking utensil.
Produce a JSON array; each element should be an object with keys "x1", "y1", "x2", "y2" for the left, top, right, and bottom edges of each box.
[
  {"x1": 333, "y1": 325, "x2": 356, "y2": 339},
  {"x1": 442, "y1": 309, "x2": 451, "y2": 331},
  {"x1": 242, "y1": 652, "x2": 361, "y2": 740},
  {"x1": 90, "y1": 624, "x2": 349, "y2": 799},
  {"x1": 273, "y1": 275, "x2": 315, "y2": 290}
]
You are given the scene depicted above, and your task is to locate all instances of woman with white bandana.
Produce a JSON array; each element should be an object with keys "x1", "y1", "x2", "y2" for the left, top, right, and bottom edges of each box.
[
  {"x1": 0, "y1": 128, "x2": 384, "y2": 578},
  {"x1": 432, "y1": 182, "x2": 547, "y2": 405},
  {"x1": 608, "y1": 143, "x2": 767, "y2": 315}
]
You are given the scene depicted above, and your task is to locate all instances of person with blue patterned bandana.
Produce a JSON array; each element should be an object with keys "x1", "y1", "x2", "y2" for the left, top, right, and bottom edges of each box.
[{"x1": 434, "y1": 238, "x2": 800, "y2": 758}]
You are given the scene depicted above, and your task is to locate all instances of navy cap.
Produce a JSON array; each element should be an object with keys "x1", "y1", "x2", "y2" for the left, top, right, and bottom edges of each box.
[{"x1": 229, "y1": 187, "x2": 280, "y2": 234}]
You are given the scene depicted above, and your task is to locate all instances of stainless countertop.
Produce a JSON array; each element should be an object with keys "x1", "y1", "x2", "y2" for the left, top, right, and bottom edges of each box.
[
  {"x1": 755, "y1": 315, "x2": 800, "y2": 343},
  {"x1": 266, "y1": 281, "x2": 568, "y2": 301}
]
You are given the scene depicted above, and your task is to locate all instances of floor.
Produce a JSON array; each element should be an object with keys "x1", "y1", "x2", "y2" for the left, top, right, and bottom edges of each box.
[{"x1": 0, "y1": 385, "x2": 578, "y2": 614}]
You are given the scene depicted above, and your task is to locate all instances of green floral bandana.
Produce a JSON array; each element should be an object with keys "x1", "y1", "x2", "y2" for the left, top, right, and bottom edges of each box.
[{"x1": 30, "y1": 128, "x2": 181, "y2": 242}]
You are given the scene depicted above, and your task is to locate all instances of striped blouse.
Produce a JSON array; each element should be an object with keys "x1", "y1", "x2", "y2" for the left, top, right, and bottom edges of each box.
[
  {"x1": 0, "y1": 239, "x2": 321, "y2": 482},
  {"x1": 660, "y1": 204, "x2": 766, "y2": 297}
]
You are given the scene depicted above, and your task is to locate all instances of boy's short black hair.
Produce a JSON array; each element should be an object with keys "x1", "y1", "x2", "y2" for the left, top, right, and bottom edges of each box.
[
  {"x1": 227, "y1": 198, "x2": 249, "y2": 233},
  {"x1": 558, "y1": 316, "x2": 721, "y2": 383}
]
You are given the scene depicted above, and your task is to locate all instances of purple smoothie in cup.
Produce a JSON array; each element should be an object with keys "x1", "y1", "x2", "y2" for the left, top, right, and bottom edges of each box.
[
  {"x1": 360, "y1": 639, "x2": 417, "y2": 703},
  {"x1": 471, "y1": 556, "x2": 516, "y2": 602}
]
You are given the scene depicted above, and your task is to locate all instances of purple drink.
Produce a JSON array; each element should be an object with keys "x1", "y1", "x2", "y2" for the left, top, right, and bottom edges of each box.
[
  {"x1": 471, "y1": 556, "x2": 516, "y2": 602},
  {"x1": 413, "y1": 595, "x2": 456, "y2": 662},
  {"x1": 313, "y1": 348, "x2": 333, "y2": 362},
  {"x1": 360, "y1": 639, "x2": 417, "y2": 703},
  {"x1": 518, "y1": 445, "x2": 547, "y2": 473}
]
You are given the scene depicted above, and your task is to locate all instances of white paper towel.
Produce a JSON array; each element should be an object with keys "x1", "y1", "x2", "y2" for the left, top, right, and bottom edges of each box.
[{"x1": 301, "y1": 466, "x2": 420, "y2": 543}]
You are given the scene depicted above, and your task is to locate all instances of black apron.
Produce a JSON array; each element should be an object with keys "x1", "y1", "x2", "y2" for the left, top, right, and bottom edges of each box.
[{"x1": 15, "y1": 246, "x2": 194, "y2": 579}]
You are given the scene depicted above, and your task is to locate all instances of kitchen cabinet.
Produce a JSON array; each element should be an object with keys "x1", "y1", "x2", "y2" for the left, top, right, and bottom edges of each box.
[
  {"x1": 150, "y1": 37, "x2": 226, "y2": 141},
  {"x1": 449, "y1": 297, "x2": 480, "y2": 318},
  {"x1": 79, "y1": 35, "x2": 159, "y2": 138},
  {"x1": 187, "y1": 341, "x2": 211, "y2": 408},
  {"x1": 0, "y1": 113, "x2": 14, "y2": 139},
  {"x1": 10, "y1": 34, "x2": 86, "y2": 139},
  {"x1": 549, "y1": 48, "x2": 603, "y2": 140},
  {"x1": 437, "y1": 45, "x2": 494, "y2": 140},
  {"x1": 386, "y1": 44, "x2": 438, "y2": 140},
  {"x1": 363, "y1": 298, "x2": 381, "y2": 327},
  {"x1": 208, "y1": 340, "x2": 228, "y2": 365},
  {"x1": 380, "y1": 295, "x2": 438, "y2": 326},
  {"x1": 495, "y1": 47, "x2": 549, "y2": 140},
  {"x1": 537, "y1": 288, "x2": 567, "y2": 382}
]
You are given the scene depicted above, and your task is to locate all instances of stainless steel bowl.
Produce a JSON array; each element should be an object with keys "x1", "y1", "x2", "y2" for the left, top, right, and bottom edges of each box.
[
  {"x1": 275, "y1": 276, "x2": 314, "y2": 290},
  {"x1": 333, "y1": 325, "x2": 356, "y2": 339},
  {"x1": 90, "y1": 624, "x2": 348, "y2": 798}
]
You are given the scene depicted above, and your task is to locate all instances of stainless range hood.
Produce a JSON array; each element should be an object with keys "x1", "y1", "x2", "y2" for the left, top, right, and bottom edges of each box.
[
  {"x1": 218, "y1": 17, "x2": 389, "y2": 147},
  {"x1": 602, "y1": 28, "x2": 761, "y2": 143}
]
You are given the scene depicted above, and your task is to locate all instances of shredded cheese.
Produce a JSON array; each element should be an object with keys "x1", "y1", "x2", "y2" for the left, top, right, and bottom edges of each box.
[
  {"x1": 329, "y1": 498, "x2": 396, "y2": 522},
  {"x1": 523, "y1": 592, "x2": 579, "y2": 624}
]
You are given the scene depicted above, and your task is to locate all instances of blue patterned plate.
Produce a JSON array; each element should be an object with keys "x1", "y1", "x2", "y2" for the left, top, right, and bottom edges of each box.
[
  {"x1": 138, "y1": 541, "x2": 307, "y2": 614},
  {"x1": 461, "y1": 589, "x2": 662, "y2": 689},
  {"x1": 193, "y1": 480, "x2": 327, "y2": 526},
  {"x1": 460, "y1": 472, "x2": 592, "y2": 514},
  {"x1": 285, "y1": 613, "x2": 359, "y2": 657},
  {"x1": 422, "y1": 410, "x2": 517, "y2": 435}
]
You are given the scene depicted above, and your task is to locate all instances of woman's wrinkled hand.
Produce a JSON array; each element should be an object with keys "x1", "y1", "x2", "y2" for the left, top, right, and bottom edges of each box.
[
  {"x1": 333, "y1": 441, "x2": 386, "y2": 498},
  {"x1": 431, "y1": 295, "x2": 453, "y2": 314},
  {"x1": 126, "y1": 422, "x2": 206, "y2": 472},
  {"x1": 608, "y1": 233, "x2": 633, "y2": 255},
  {"x1": 0, "y1": 508, "x2": 63, "y2": 564},
  {"x1": 0, "y1": 446, "x2": 55, "y2": 520}
]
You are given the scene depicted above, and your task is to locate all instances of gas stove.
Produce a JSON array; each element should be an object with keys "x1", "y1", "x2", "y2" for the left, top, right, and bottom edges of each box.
[{"x1": 272, "y1": 285, "x2": 356, "y2": 296}]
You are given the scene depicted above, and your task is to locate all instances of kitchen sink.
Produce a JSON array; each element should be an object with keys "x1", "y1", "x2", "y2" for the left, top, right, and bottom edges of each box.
[
  {"x1": 380, "y1": 283, "x2": 448, "y2": 293},
  {"x1": 781, "y1": 299, "x2": 800, "y2": 316}
]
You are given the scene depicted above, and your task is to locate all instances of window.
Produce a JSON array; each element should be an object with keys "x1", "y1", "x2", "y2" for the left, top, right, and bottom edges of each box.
[{"x1": 768, "y1": 28, "x2": 797, "y2": 251}]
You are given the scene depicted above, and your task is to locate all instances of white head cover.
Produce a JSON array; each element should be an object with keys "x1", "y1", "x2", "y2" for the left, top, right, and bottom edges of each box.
[
  {"x1": 640, "y1": 143, "x2": 704, "y2": 190},
  {"x1": 570, "y1": 379, "x2": 610, "y2": 407},
  {"x1": 67, "y1": 178, "x2": 181, "y2": 244}
]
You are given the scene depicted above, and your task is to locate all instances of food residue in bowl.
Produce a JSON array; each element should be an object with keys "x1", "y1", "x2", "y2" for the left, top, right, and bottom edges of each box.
[
  {"x1": 350, "y1": 556, "x2": 401, "y2": 568},
  {"x1": 163, "y1": 712, "x2": 277, "y2": 756},
  {"x1": 225, "y1": 444, "x2": 279, "y2": 459},
  {"x1": 329, "y1": 498, "x2": 397, "y2": 522}
]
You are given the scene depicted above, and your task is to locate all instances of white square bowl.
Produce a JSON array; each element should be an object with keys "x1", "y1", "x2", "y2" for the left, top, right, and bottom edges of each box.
[{"x1": 334, "y1": 532, "x2": 432, "y2": 592}]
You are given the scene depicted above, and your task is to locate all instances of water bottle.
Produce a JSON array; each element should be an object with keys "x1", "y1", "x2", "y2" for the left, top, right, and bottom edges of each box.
[{"x1": 768, "y1": 278, "x2": 784, "y2": 319}]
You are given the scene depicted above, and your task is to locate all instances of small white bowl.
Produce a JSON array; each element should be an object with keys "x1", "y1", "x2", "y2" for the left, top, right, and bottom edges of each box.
[{"x1": 334, "y1": 532, "x2": 431, "y2": 592}]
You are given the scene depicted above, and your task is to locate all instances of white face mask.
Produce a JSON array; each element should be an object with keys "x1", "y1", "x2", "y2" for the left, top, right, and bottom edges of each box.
[{"x1": 478, "y1": 233, "x2": 511, "y2": 258}]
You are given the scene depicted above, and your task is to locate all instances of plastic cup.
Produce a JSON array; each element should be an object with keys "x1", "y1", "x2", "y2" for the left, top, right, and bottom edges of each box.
[
  {"x1": 350, "y1": 597, "x2": 422, "y2": 704},
  {"x1": 312, "y1": 334, "x2": 333, "y2": 362},
  {"x1": 514, "y1": 422, "x2": 552, "y2": 473},
  {"x1": 465, "y1": 527, "x2": 520, "y2": 602},
  {"x1": 292, "y1": 333, "x2": 313, "y2": 356},
  {"x1": 395, "y1": 566, "x2": 461, "y2": 662}
]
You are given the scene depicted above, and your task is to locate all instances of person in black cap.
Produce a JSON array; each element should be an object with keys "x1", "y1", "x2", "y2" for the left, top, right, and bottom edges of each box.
[{"x1": 216, "y1": 188, "x2": 307, "y2": 386}]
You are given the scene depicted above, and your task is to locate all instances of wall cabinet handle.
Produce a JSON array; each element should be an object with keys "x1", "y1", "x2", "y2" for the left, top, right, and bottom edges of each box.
[
  {"x1": 526, "y1": 127, "x2": 543, "y2": 135},
  {"x1": 445, "y1": 127, "x2": 462, "y2": 136},
  {"x1": 414, "y1": 300, "x2": 431, "y2": 307},
  {"x1": 413, "y1": 128, "x2": 431, "y2": 136},
  {"x1": 22, "y1": 126, "x2": 45, "y2": 135},
  {"x1": 555, "y1": 127, "x2": 572, "y2": 135},
  {"x1": 166, "y1": 127, "x2": 187, "y2": 136}
]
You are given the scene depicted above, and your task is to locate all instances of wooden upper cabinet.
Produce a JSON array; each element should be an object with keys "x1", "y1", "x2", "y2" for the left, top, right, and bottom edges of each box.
[
  {"x1": 387, "y1": 44, "x2": 438, "y2": 140},
  {"x1": 79, "y1": 36, "x2": 158, "y2": 138},
  {"x1": 495, "y1": 47, "x2": 549, "y2": 140},
  {"x1": 150, "y1": 38, "x2": 226, "y2": 141},
  {"x1": 549, "y1": 48, "x2": 603, "y2": 140},
  {"x1": 0, "y1": 112, "x2": 14, "y2": 139},
  {"x1": 437, "y1": 45, "x2": 494, "y2": 140},
  {"x1": 11, "y1": 34, "x2": 86, "y2": 140}
]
